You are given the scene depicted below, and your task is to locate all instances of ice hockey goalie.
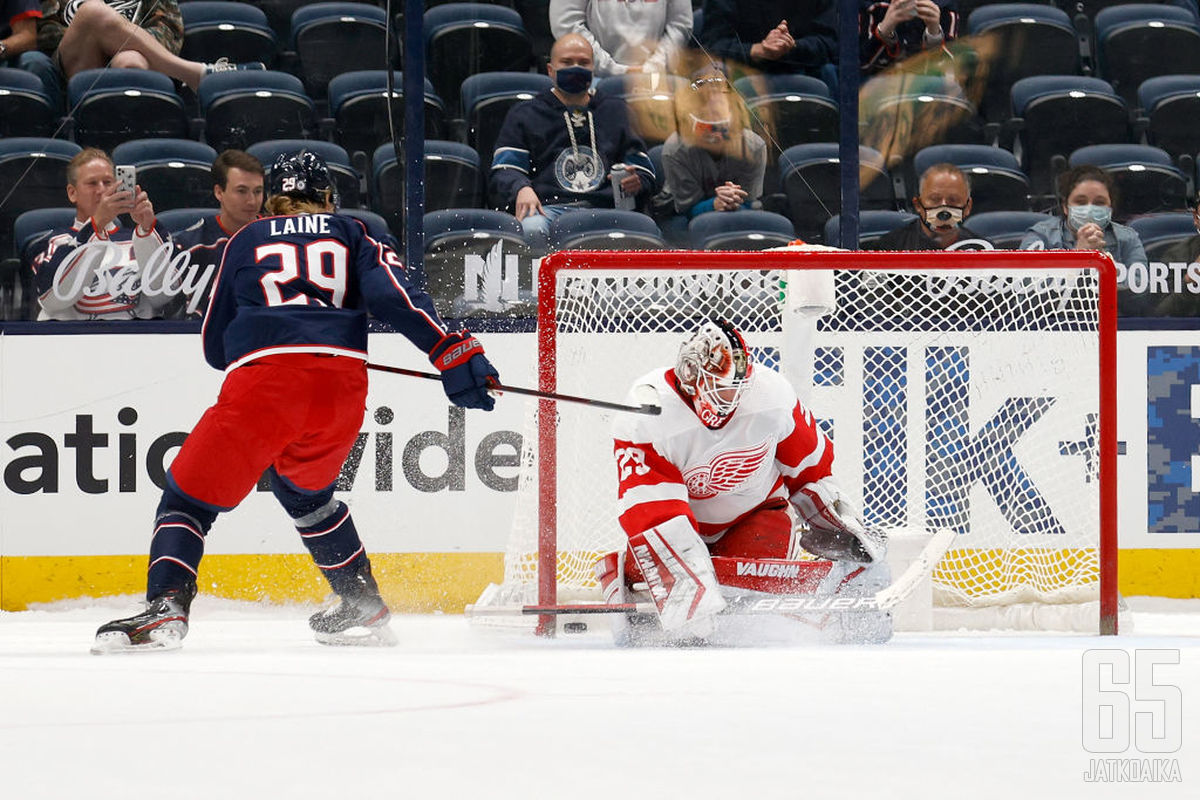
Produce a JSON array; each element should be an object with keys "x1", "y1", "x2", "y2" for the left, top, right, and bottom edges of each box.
[{"x1": 597, "y1": 318, "x2": 891, "y2": 645}]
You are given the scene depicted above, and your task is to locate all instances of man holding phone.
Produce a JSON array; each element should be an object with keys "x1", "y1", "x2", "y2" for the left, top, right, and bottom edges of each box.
[{"x1": 30, "y1": 147, "x2": 173, "y2": 320}]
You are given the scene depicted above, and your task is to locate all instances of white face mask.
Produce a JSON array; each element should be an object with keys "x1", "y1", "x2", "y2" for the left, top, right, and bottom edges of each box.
[
  {"x1": 1068, "y1": 204, "x2": 1111, "y2": 229},
  {"x1": 921, "y1": 204, "x2": 965, "y2": 229}
]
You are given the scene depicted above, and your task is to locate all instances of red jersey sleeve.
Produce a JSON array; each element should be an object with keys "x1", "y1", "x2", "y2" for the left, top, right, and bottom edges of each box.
[
  {"x1": 613, "y1": 437, "x2": 698, "y2": 539},
  {"x1": 778, "y1": 401, "x2": 835, "y2": 495}
]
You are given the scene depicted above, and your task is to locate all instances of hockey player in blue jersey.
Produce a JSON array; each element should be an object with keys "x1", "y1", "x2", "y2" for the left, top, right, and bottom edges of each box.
[{"x1": 93, "y1": 149, "x2": 500, "y2": 652}]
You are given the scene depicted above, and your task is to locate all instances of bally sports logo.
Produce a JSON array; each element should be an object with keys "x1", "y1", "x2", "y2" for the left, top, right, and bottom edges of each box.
[{"x1": 683, "y1": 439, "x2": 771, "y2": 499}]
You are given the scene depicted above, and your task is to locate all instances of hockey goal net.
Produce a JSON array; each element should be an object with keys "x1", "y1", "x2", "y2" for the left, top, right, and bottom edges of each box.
[{"x1": 480, "y1": 248, "x2": 1118, "y2": 633}]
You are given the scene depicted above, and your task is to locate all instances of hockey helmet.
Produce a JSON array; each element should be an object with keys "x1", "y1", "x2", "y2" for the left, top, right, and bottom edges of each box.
[
  {"x1": 676, "y1": 319, "x2": 752, "y2": 423},
  {"x1": 267, "y1": 149, "x2": 337, "y2": 206}
]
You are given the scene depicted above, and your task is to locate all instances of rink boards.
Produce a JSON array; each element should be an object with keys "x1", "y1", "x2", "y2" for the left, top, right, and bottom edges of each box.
[{"x1": 0, "y1": 329, "x2": 1198, "y2": 609}]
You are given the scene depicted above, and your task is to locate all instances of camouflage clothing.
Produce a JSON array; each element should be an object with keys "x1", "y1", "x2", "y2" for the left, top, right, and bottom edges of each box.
[{"x1": 37, "y1": 0, "x2": 182, "y2": 55}]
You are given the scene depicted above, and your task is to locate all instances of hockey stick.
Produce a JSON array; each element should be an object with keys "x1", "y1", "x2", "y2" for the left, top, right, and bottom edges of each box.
[
  {"x1": 467, "y1": 528, "x2": 957, "y2": 617},
  {"x1": 366, "y1": 362, "x2": 661, "y2": 415}
]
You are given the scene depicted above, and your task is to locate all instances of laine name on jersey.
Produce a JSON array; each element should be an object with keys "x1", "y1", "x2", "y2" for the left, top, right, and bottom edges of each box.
[{"x1": 268, "y1": 216, "x2": 332, "y2": 236}]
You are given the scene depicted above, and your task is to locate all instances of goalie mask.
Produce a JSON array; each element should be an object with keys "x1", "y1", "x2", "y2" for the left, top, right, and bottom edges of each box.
[{"x1": 676, "y1": 320, "x2": 751, "y2": 425}]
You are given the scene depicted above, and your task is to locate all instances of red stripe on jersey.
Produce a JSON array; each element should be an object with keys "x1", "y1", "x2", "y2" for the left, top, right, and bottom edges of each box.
[
  {"x1": 613, "y1": 438, "x2": 685, "y2": 497},
  {"x1": 779, "y1": 402, "x2": 834, "y2": 494}
]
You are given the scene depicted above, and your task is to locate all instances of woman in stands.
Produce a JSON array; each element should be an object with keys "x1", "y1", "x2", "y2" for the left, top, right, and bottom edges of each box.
[{"x1": 1019, "y1": 164, "x2": 1147, "y2": 267}]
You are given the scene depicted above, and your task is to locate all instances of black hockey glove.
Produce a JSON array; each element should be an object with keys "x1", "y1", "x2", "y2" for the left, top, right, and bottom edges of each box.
[{"x1": 429, "y1": 330, "x2": 499, "y2": 411}]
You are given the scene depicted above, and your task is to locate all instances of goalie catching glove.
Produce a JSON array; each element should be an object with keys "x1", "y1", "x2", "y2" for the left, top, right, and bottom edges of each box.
[
  {"x1": 429, "y1": 330, "x2": 500, "y2": 411},
  {"x1": 627, "y1": 516, "x2": 727, "y2": 638},
  {"x1": 792, "y1": 477, "x2": 886, "y2": 564}
]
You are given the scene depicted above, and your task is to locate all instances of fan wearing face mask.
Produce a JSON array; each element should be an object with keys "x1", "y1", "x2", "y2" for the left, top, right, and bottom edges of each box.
[
  {"x1": 1019, "y1": 164, "x2": 1147, "y2": 266},
  {"x1": 871, "y1": 163, "x2": 991, "y2": 251}
]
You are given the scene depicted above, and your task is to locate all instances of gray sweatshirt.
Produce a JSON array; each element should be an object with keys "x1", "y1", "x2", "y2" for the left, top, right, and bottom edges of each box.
[{"x1": 549, "y1": 0, "x2": 694, "y2": 76}]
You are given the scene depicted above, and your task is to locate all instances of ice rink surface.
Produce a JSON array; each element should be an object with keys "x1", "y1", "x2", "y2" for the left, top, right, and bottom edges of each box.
[{"x1": 1, "y1": 596, "x2": 1197, "y2": 800}]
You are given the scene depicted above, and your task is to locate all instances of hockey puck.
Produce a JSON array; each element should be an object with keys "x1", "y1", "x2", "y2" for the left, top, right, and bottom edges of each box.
[{"x1": 562, "y1": 622, "x2": 588, "y2": 634}]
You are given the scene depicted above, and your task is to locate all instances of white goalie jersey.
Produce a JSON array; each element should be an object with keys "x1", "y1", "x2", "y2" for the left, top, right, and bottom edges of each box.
[{"x1": 612, "y1": 365, "x2": 834, "y2": 543}]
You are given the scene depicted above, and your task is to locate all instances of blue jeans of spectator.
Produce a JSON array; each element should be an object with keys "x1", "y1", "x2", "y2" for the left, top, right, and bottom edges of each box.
[
  {"x1": 17, "y1": 51, "x2": 65, "y2": 116},
  {"x1": 520, "y1": 203, "x2": 590, "y2": 253}
]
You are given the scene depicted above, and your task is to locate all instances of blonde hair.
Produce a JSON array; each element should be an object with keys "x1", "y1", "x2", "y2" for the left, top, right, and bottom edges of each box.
[
  {"x1": 264, "y1": 192, "x2": 331, "y2": 216},
  {"x1": 67, "y1": 148, "x2": 113, "y2": 185}
]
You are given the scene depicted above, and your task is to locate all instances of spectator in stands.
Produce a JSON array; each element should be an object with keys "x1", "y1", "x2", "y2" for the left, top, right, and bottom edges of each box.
[
  {"x1": 859, "y1": 0, "x2": 960, "y2": 77},
  {"x1": 31, "y1": 147, "x2": 174, "y2": 320},
  {"x1": 871, "y1": 163, "x2": 990, "y2": 250},
  {"x1": 549, "y1": 0, "x2": 693, "y2": 77},
  {"x1": 131, "y1": 149, "x2": 265, "y2": 319},
  {"x1": 1162, "y1": 196, "x2": 1200, "y2": 265},
  {"x1": 38, "y1": 1, "x2": 260, "y2": 91},
  {"x1": 657, "y1": 64, "x2": 766, "y2": 241},
  {"x1": 490, "y1": 32, "x2": 656, "y2": 253},
  {"x1": 1019, "y1": 164, "x2": 1146, "y2": 266},
  {"x1": 1, "y1": 0, "x2": 39, "y2": 62},
  {"x1": 698, "y1": 0, "x2": 837, "y2": 86}
]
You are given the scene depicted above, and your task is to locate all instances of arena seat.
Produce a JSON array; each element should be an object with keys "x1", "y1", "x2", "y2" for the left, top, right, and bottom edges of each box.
[
  {"x1": 248, "y1": 139, "x2": 362, "y2": 209},
  {"x1": 328, "y1": 70, "x2": 446, "y2": 160},
  {"x1": 198, "y1": 70, "x2": 317, "y2": 152},
  {"x1": 291, "y1": 2, "x2": 396, "y2": 100},
  {"x1": 1127, "y1": 211, "x2": 1197, "y2": 260},
  {"x1": 961, "y1": 210, "x2": 1054, "y2": 249},
  {"x1": 424, "y1": 3, "x2": 535, "y2": 115},
  {"x1": 823, "y1": 210, "x2": 918, "y2": 248},
  {"x1": 111, "y1": 139, "x2": 220, "y2": 211},
  {"x1": 777, "y1": 143, "x2": 895, "y2": 241},
  {"x1": 67, "y1": 68, "x2": 189, "y2": 151},
  {"x1": 1068, "y1": 143, "x2": 1188, "y2": 219},
  {"x1": 181, "y1": 1, "x2": 277, "y2": 68},
  {"x1": 548, "y1": 209, "x2": 666, "y2": 250},
  {"x1": 0, "y1": 67, "x2": 55, "y2": 138},
  {"x1": 687, "y1": 210, "x2": 795, "y2": 250},
  {"x1": 913, "y1": 144, "x2": 1032, "y2": 213}
]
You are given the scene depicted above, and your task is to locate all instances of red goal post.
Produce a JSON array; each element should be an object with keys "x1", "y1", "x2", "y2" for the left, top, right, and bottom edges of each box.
[{"x1": 500, "y1": 248, "x2": 1118, "y2": 635}]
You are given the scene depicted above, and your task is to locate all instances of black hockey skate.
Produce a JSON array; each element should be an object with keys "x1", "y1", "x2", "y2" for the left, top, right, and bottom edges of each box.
[
  {"x1": 309, "y1": 563, "x2": 396, "y2": 647},
  {"x1": 91, "y1": 581, "x2": 197, "y2": 655}
]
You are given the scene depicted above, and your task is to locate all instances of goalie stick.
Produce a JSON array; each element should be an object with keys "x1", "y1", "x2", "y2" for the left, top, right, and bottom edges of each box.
[
  {"x1": 467, "y1": 528, "x2": 957, "y2": 618},
  {"x1": 366, "y1": 362, "x2": 662, "y2": 415}
]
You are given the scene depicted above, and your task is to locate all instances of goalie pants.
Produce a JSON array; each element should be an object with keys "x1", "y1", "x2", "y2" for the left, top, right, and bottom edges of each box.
[
  {"x1": 146, "y1": 354, "x2": 371, "y2": 598},
  {"x1": 623, "y1": 498, "x2": 793, "y2": 587}
]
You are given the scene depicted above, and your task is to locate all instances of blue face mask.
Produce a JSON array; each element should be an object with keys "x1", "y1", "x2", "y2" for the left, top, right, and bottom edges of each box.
[
  {"x1": 554, "y1": 66, "x2": 592, "y2": 95},
  {"x1": 1068, "y1": 204, "x2": 1112, "y2": 229}
]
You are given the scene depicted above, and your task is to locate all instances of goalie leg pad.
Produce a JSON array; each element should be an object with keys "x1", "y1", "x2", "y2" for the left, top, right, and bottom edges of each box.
[{"x1": 628, "y1": 517, "x2": 727, "y2": 637}]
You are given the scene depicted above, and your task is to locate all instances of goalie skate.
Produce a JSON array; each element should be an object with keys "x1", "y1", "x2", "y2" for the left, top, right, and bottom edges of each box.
[
  {"x1": 91, "y1": 584, "x2": 195, "y2": 655},
  {"x1": 309, "y1": 597, "x2": 397, "y2": 647}
]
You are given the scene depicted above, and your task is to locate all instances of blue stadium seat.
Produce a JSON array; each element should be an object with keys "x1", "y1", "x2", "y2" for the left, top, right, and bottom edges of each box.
[
  {"x1": 548, "y1": 209, "x2": 666, "y2": 250},
  {"x1": 595, "y1": 73, "x2": 683, "y2": 147},
  {"x1": 687, "y1": 210, "x2": 795, "y2": 250},
  {"x1": 733, "y1": 73, "x2": 838, "y2": 146},
  {"x1": 247, "y1": 139, "x2": 362, "y2": 209},
  {"x1": 10, "y1": 207, "x2": 77, "y2": 320},
  {"x1": 1094, "y1": 4, "x2": 1200, "y2": 106},
  {"x1": 966, "y1": 4, "x2": 1081, "y2": 123},
  {"x1": 181, "y1": 1, "x2": 277, "y2": 68},
  {"x1": 198, "y1": 71, "x2": 317, "y2": 152},
  {"x1": 912, "y1": 144, "x2": 1032, "y2": 213},
  {"x1": 328, "y1": 71, "x2": 446, "y2": 159},
  {"x1": 1137, "y1": 75, "x2": 1200, "y2": 160},
  {"x1": 291, "y1": 3, "x2": 396, "y2": 99},
  {"x1": 824, "y1": 211, "x2": 918, "y2": 248},
  {"x1": 424, "y1": 4, "x2": 534, "y2": 114},
  {"x1": 0, "y1": 138, "x2": 81, "y2": 261},
  {"x1": 0, "y1": 67, "x2": 56, "y2": 138},
  {"x1": 423, "y1": 208, "x2": 533, "y2": 317},
  {"x1": 156, "y1": 207, "x2": 215, "y2": 235},
  {"x1": 111, "y1": 139, "x2": 220, "y2": 211},
  {"x1": 777, "y1": 144, "x2": 895, "y2": 241},
  {"x1": 338, "y1": 207, "x2": 396, "y2": 244},
  {"x1": 460, "y1": 72, "x2": 553, "y2": 170},
  {"x1": 1007, "y1": 75, "x2": 1130, "y2": 196},
  {"x1": 1127, "y1": 211, "x2": 1197, "y2": 259},
  {"x1": 372, "y1": 141, "x2": 482, "y2": 234},
  {"x1": 962, "y1": 210, "x2": 1054, "y2": 249},
  {"x1": 1068, "y1": 143, "x2": 1188, "y2": 218},
  {"x1": 67, "y1": 68, "x2": 189, "y2": 150}
]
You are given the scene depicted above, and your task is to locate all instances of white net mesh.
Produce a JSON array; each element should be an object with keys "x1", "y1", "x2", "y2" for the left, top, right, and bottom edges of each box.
[{"x1": 491, "y1": 250, "x2": 1114, "y2": 624}]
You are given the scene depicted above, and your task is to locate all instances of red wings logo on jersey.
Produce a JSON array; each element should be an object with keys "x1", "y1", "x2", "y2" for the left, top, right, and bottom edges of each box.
[{"x1": 682, "y1": 440, "x2": 772, "y2": 499}]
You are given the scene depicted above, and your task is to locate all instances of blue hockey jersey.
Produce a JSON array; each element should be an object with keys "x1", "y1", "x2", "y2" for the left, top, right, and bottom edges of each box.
[{"x1": 202, "y1": 213, "x2": 448, "y2": 371}]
